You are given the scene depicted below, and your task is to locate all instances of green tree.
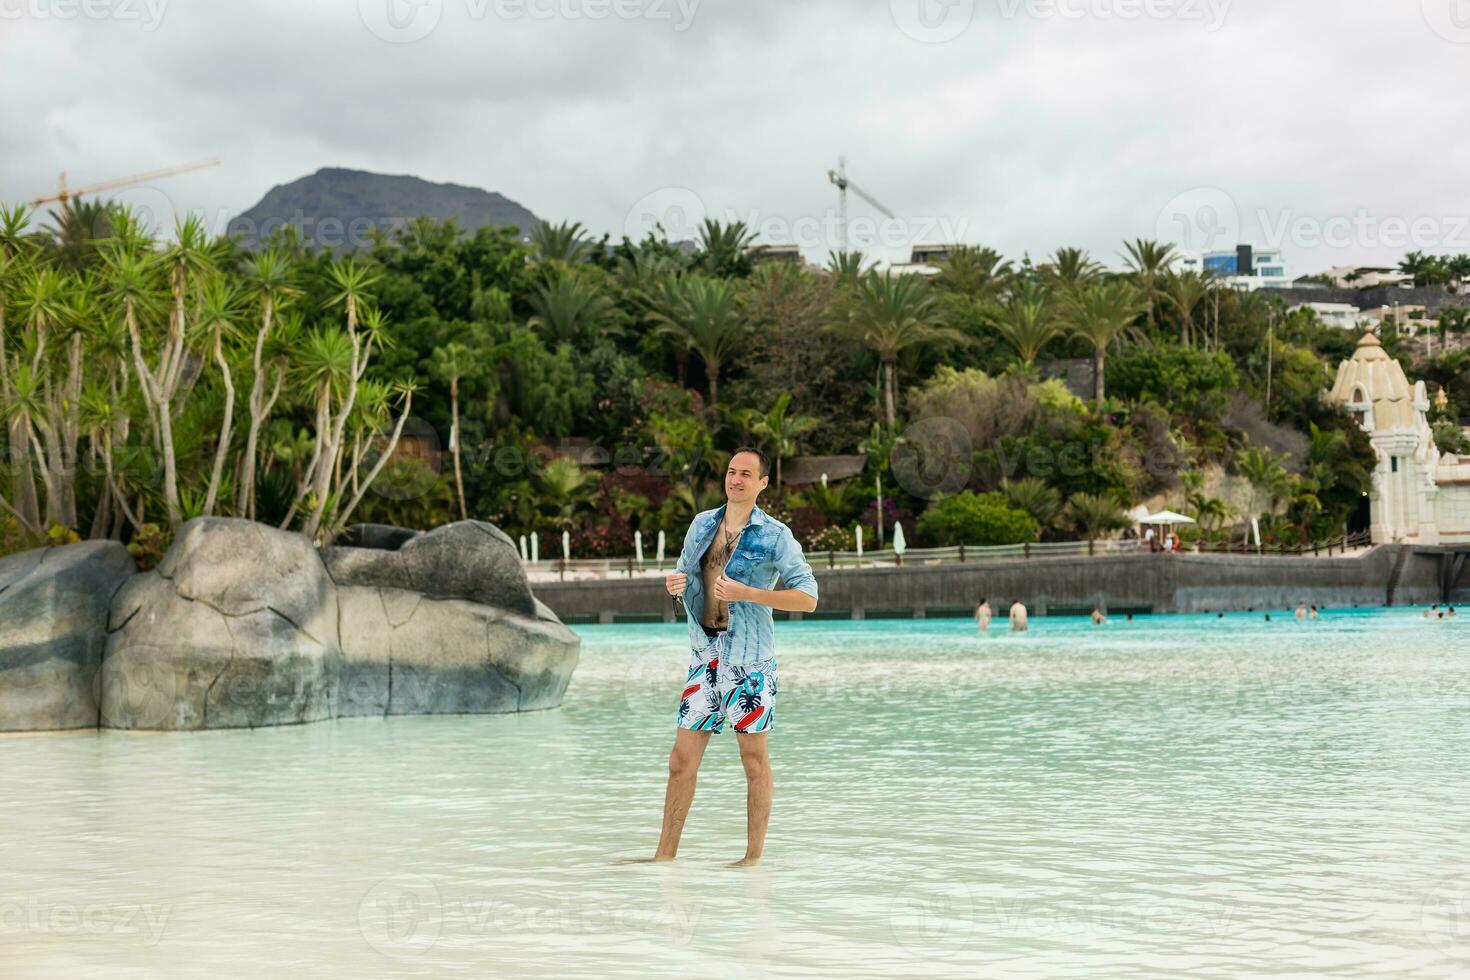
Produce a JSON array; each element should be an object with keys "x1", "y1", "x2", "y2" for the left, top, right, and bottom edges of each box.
[
  {"x1": 531, "y1": 220, "x2": 595, "y2": 265},
  {"x1": 1122, "y1": 238, "x2": 1177, "y2": 334},
  {"x1": 917, "y1": 490, "x2": 1038, "y2": 546},
  {"x1": 985, "y1": 278, "x2": 1062, "y2": 368},
  {"x1": 1065, "y1": 491, "x2": 1130, "y2": 541},
  {"x1": 1060, "y1": 280, "x2": 1144, "y2": 403},
  {"x1": 1001, "y1": 477, "x2": 1062, "y2": 534},
  {"x1": 833, "y1": 271, "x2": 968, "y2": 429},
  {"x1": 526, "y1": 268, "x2": 622, "y2": 345},
  {"x1": 751, "y1": 392, "x2": 820, "y2": 494},
  {"x1": 651, "y1": 273, "x2": 748, "y2": 406}
]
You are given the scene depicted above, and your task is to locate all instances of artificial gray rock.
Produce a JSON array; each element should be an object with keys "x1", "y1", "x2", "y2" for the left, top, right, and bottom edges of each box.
[
  {"x1": 102, "y1": 519, "x2": 341, "y2": 730},
  {"x1": 321, "y1": 520, "x2": 535, "y2": 616},
  {"x1": 0, "y1": 541, "x2": 136, "y2": 731},
  {"x1": 337, "y1": 586, "x2": 579, "y2": 717},
  {"x1": 336, "y1": 523, "x2": 420, "y2": 551}
]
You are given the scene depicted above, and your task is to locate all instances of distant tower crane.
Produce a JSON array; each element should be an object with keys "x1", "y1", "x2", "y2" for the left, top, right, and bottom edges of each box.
[
  {"x1": 826, "y1": 156, "x2": 897, "y2": 253},
  {"x1": 27, "y1": 157, "x2": 221, "y2": 209}
]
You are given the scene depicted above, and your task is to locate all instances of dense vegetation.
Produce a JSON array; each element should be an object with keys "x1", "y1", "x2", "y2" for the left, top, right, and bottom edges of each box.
[{"x1": 3, "y1": 197, "x2": 1465, "y2": 561}]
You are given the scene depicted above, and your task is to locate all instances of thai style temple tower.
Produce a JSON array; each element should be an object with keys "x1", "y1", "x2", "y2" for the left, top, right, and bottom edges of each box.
[{"x1": 1326, "y1": 332, "x2": 1470, "y2": 544}]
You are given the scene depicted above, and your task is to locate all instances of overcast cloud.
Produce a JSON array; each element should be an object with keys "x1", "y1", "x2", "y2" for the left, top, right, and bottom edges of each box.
[{"x1": 4, "y1": 0, "x2": 1469, "y2": 274}]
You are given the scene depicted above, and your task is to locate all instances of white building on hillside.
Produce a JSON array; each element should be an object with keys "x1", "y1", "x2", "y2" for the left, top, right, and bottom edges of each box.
[
  {"x1": 1175, "y1": 244, "x2": 1291, "y2": 290},
  {"x1": 1327, "y1": 332, "x2": 1470, "y2": 544},
  {"x1": 1291, "y1": 301, "x2": 1363, "y2": 329}
]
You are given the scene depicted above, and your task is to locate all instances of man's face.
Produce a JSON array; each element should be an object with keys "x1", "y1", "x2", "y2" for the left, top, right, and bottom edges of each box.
[{"x1": 725, "y1": 453, "x2": 768, "y2": 503}]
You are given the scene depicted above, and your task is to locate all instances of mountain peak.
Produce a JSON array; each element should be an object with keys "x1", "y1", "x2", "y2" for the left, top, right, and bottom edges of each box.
[{"x1": 229, "y1": 168, "x2": 540, "y2": 252}]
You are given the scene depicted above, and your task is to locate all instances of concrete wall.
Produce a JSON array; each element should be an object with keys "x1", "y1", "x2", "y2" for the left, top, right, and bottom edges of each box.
[
  {"x1": 536, "y1": 546, "x2": 1441, "y2": 624},
  {"x1": 1267, "y1": 285, "x2": 1470, "y2": 316}
]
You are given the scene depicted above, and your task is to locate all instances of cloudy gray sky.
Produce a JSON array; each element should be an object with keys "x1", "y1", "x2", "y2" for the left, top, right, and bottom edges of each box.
[{"x1": 5, "y1": 0, "x2": 1469, "y2": 273}]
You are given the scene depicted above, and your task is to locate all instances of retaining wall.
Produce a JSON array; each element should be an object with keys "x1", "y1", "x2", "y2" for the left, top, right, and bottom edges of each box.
[{"x1": 536, "y1": 546, "x2": 1442, "y2": 624}]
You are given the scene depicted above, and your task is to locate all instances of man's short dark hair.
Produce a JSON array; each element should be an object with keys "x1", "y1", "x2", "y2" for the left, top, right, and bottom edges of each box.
[{"x1": 729, "y1": 446, "x2": 771, "y2": 479}]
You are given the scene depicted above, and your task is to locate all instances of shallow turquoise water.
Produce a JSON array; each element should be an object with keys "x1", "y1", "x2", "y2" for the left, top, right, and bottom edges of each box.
[{"x1": 3, "y1": 609, "x2": 1469, "y2": 977}]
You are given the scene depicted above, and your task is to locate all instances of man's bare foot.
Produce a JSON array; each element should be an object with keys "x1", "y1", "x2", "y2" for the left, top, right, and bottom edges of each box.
[
  {"x1": 615, "y1": 856, "x2": 676, "y2": 864},
  {"x1": 728, "y1": 855, "x2": 761, "y2": 867}
]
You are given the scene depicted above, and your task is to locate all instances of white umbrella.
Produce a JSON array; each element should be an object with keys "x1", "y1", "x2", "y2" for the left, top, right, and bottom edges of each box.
[
  {"x1": 518, "y1": 534, "x2": 527, "y2": 561},
  {"x1": 635, "y1": 530, "x2": 644, "y2": 567},
  {"x1": 530, "y1": 532, "x2": 539, "y2": 563},
  {"x1": 1141, "y1": 510, "x2": 1196, "y2": 525},
  {"x1": 656, "y1": 529, "x2": 666, "y2": 565},
  {"x1": 892, "y1": 522, "x2": 907, "y2": 555},
  {"x1": 561, "y1": 530, "x2": 571, "y2": 561},
  {"x1": 855, "y1": 524, "x2": 863, "y2": 559}
]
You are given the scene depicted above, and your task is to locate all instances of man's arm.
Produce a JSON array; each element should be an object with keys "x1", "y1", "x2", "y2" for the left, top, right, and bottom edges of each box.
[{"x1": 734, "y1": 584, "x2": 818, "y2": 613}]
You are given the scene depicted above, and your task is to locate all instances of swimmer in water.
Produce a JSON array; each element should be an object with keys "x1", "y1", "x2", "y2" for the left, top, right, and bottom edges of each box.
[{"x1": 975, "y1": 597, "x2": 992, "y2": 634}]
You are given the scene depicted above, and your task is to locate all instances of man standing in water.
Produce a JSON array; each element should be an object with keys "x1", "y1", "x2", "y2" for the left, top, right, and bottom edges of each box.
[
  {"x1": 656, "y1": 448, "x2": 819, "y2": 866},
  {"x1": 975, "y1": 597, "x2": 993, "y2": 633}
]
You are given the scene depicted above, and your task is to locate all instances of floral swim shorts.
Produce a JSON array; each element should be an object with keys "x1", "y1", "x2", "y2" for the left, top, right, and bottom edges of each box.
[{"x1": 676, "y1": 629, "x2": 777, "y2": 735}]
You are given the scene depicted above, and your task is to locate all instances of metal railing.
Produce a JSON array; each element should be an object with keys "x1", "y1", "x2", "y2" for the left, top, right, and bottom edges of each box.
[{"x1": 523, "y1": 531, "x2": 1375, "y2": 580}]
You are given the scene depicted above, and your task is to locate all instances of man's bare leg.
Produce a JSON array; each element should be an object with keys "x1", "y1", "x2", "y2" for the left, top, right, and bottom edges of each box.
[
  {"x1": 731, "y1": 731, "x2": 771, "y2": 866},
  {"x1": 654, "y1": 728, "x2": 712, "y2": 861}
]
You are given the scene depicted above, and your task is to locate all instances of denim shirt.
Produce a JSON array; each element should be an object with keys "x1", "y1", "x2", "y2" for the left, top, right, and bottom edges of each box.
[{"x1": 675, "y1": 503, "x2": 818, "y2": 666}]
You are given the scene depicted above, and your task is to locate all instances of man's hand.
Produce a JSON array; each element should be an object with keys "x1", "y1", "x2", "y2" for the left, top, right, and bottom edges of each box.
[
  {"x1": 711, "y1": 574, "x2": 751, "y2": 603},
  {"x1": 665, "y1": 572, "x2": 687, "y2": 597}
]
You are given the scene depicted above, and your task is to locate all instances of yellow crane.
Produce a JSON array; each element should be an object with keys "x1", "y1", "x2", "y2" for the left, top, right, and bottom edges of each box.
[{"x1": 27, "y1": 157, "x2": 221, "y2": 209}]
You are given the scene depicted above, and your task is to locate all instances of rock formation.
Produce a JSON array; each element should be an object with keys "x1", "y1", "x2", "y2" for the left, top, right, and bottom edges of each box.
[
  {"x1": 0, "y1": 518, "x2": 579, "y2": 732},
  {"x1": 0, "y1": 542, "x2": 136, "y2": 731}
]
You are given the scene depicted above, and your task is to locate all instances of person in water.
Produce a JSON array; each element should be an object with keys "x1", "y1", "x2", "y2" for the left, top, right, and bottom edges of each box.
[
  {"x1": 1090, "y1": 608, "x2": 1105, "y2": 625},
  {"x1": 656, "y1": 448, "x2": 818, "y2": 867},
  {"x1": 975, "y1": 597, "x2": 993, "y2": 633},
  {"x1": 1010, "y1": 601, "x2": 1029, "y2": 632}
]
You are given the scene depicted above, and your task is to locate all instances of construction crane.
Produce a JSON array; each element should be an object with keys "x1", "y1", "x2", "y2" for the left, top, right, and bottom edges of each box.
[
  {"x1": 27, "y1": 157, "x2": 221, "y2": 209},
  {"x1": 826, "y1": 156, "x2": 897, "y2": 253}
]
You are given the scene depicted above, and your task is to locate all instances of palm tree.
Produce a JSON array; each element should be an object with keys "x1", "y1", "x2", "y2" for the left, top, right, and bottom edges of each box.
[
  {"x1": 0, "y1": 203, "x2": 41, "y2": 533},
  {"x1": 1041, "y1": 247, "x2": 1101, "y2": 295},
  {"x1": 651, "y1": 274, "x2": 748, "y2": 406},
  {"x1": 1060, "y1": 279, "x2": 1144, "y2": 403},
  {"x1": 1446, "y1": 254, "x2": 1470, "y2": 294},
  {"x1": 531, "y1": 220, "x2": 594, "y2": 265},
  {"x1": 933, "y1": 245, "x2": 1012, "y2": 301},
  {"x1": 1066, "y1": 492, "x2": 1130, "y2": 541},
  {"x1": 237, "y1": 248, "x2": 299, "y2": 519},
  {"x1": 430, "y1": 342, "x2": 472, "y2": 520},
  {"x1": 526, "y1": 269, "x2": 622, "y2": 345},
  {"x1": 825, "y1": 249, "x2": 871, "y2": 283},
  {"x1": 834, "y1": 271, "x2": 968, "y2": 428},
  {"x1": 1122, "y1": 238, "x2": 1177, "y2": 334},
  {"x1": 1399, "y1": 250, "x2": 1444, "y2": 287},
  {"x1": 1163, "y1": 270, "x2": 1212, "y2": 347},
  {"x1": 536, "y1": 456, "x2": 597, "y2": 532},
  {"x1": 986, "y1": 278, "x2": 1062, "y2": 368},
  {"x1": 696, "y1": 219, "x2": 760, "y2": 277},
  {"x1": 1235, "y1": 445, "x2": 1290, "y2": 546},
  {"x1": 1001, "y1": 477, "x2": 1062, "y2": 533},
  {"x1": 194, "y1": 275, "x2": 241, "y2": 516},
  {"x1": 298, "y1": 259, "x2": 383, "y2": 540},
  {"x1": 751, "y1": 392, "x2": 820, "y2": 493},
  {"x1": 1186, "y1": 491, "x2": 1230, "y2": 532}
]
